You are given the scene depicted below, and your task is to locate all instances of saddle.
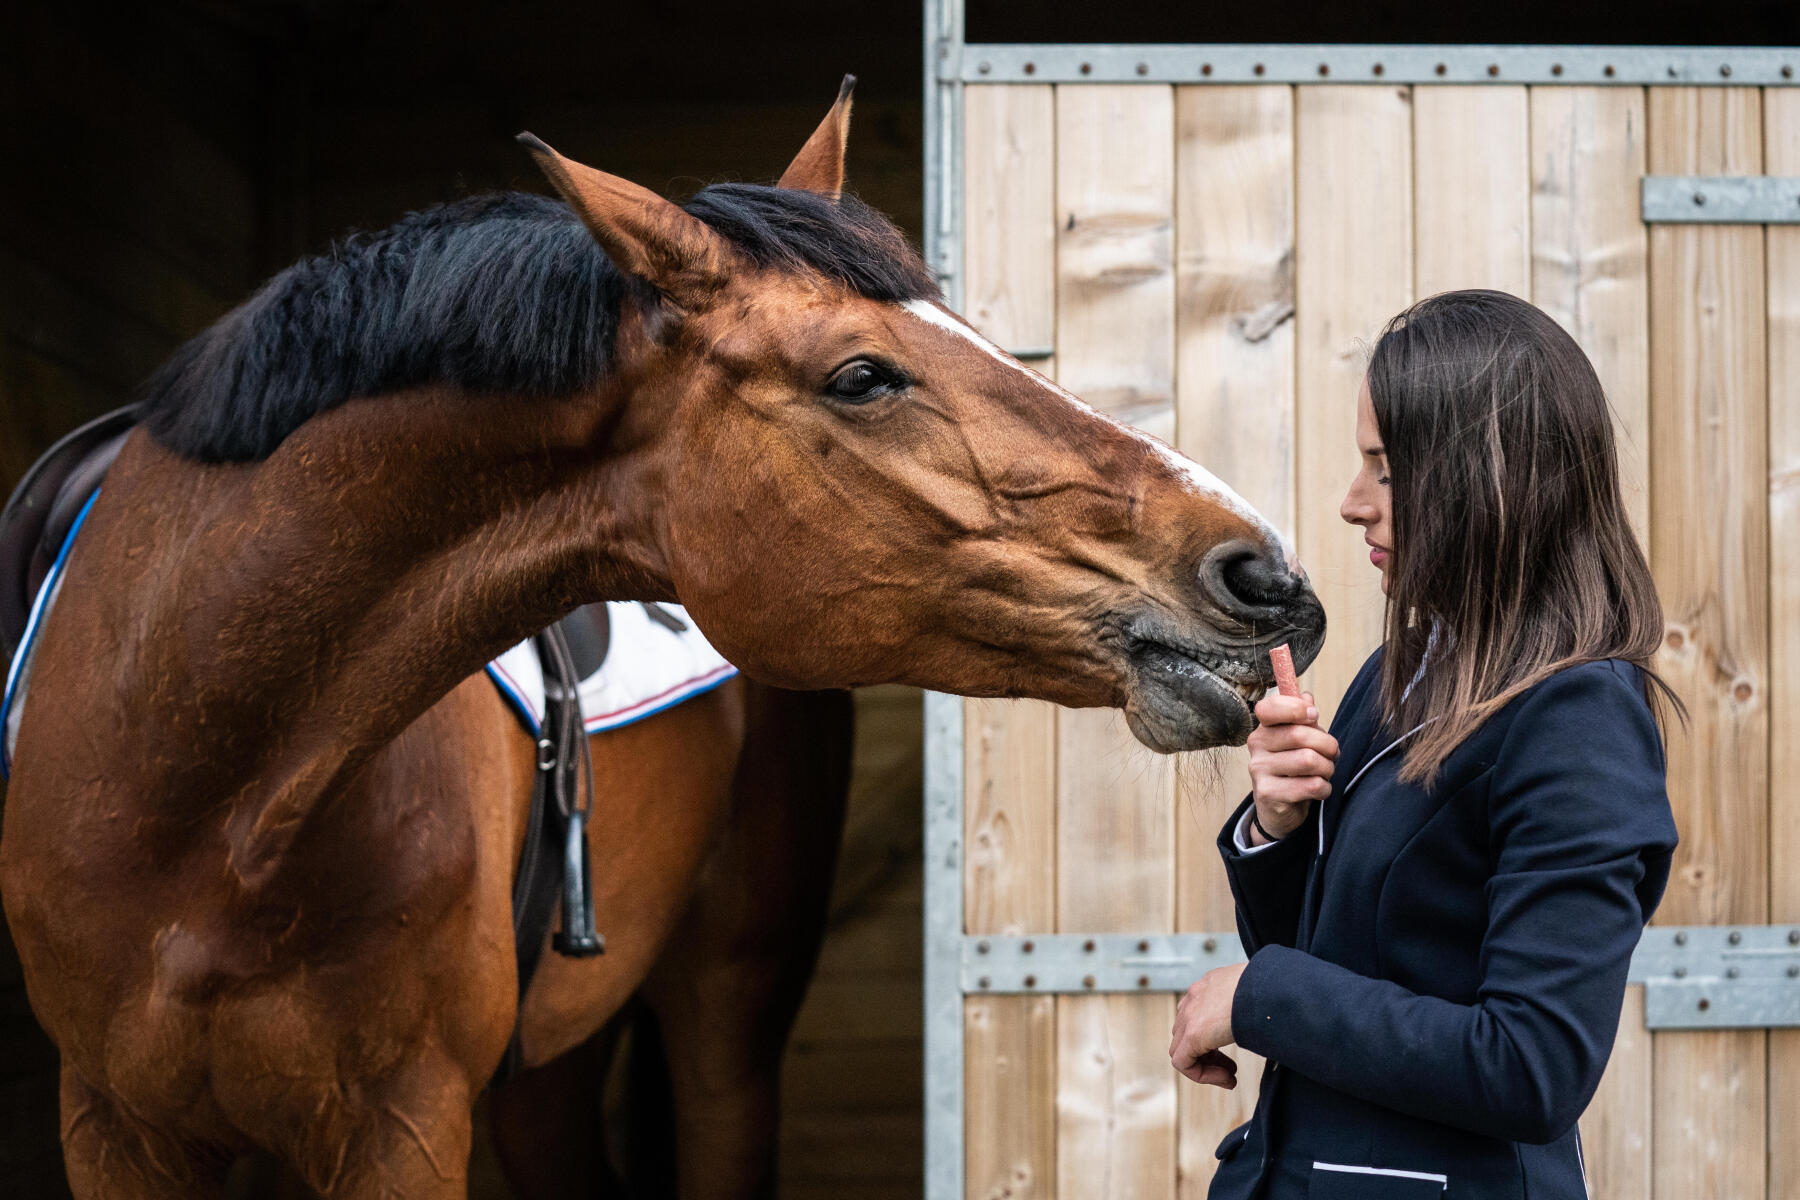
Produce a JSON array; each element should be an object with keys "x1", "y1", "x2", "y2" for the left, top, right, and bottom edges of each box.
[
  {"x1": 0, "y1": 405, "x2": 139, "y2": 663},
  {"x1": 0, "y1": 409, "x2": 605, "y2": 1087}
]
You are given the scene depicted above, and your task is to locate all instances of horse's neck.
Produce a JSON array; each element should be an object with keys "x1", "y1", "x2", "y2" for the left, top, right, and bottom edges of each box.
[{"x1": 94, "y1": 385, "x2": 665, "y2": 886}]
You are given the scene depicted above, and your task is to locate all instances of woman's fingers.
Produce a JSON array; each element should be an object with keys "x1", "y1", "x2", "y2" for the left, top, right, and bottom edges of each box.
[
  {"x1": 1252, "y1": 694, "x2": 1318, "y2": 727},
  {"x1": 1249, "y1": 722, "x2": 1339, "y2": 759},
  {"x1": 1258, "y1": 747, "x2": 1337, "y2": 778},
  {"x1": 1177, "y1": 1049, "x2": 1238, "y2": 1088}
]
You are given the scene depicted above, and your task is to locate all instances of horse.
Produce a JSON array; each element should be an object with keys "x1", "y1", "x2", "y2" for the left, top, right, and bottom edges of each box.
[{"x1": 0, "y1": 78, "x2": 1325, "y2": 1199}]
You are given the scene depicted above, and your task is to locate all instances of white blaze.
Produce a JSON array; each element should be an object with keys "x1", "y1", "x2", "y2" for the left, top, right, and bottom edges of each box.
[{"x1": 899, "y1": 299, "x2": 1292, "y2": 561}]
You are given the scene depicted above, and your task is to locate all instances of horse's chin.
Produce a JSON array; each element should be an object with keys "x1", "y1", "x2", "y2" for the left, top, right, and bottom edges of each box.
[{"x1": 1121, "y1": 651, "x2": 1259, "y2": 754}]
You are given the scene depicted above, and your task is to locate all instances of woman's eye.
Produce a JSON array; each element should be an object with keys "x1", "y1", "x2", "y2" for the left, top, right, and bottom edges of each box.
[
  {"x1": 826, "y1": 361, "x2": 901, "y2": 404},
  {"x1": 1377, "y1": 475, "x2": 1391, "y2": 487}
]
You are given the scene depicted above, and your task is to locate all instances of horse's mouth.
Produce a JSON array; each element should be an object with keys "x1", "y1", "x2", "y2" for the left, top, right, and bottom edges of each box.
[{"x1": 1113, "y1": 615, "x2": 1314, "y2": 754}]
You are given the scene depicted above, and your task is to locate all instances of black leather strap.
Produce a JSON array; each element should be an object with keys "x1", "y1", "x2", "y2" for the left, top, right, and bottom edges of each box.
[{"x1": 492, "y1": 624, "x2": 588, "y2": 1088}]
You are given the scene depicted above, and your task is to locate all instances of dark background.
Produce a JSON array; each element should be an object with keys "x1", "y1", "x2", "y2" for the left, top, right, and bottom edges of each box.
[{"x1": 2, "y1": 1, "x2": 1794, "y2": 1196}]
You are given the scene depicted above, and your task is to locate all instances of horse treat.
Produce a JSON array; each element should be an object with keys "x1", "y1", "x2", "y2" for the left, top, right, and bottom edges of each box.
[{"x1": 1270, "y1": 643, "x2": 1301, "y2": 699}]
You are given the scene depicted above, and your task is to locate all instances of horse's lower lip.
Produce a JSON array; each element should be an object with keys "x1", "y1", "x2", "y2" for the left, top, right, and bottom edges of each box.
[{"x1": 1121, "y1": 640, "x2": 1259, "y2": 752}]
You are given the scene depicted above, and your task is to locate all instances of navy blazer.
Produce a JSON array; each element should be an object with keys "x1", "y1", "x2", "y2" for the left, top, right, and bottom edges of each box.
[{"x1": 1209, "y1": 650, "x2": 1677, "y2": 1200}]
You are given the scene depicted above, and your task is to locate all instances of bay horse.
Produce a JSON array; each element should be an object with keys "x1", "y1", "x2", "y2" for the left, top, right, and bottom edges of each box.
[{"x1": 0, "y1": 79, "x2": 1324, "y2": 1199}]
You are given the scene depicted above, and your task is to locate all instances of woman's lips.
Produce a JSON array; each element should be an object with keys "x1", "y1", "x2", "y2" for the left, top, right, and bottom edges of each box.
[{"x1": 1368, "y1": 543, "x2": 1390, "y2": 567}]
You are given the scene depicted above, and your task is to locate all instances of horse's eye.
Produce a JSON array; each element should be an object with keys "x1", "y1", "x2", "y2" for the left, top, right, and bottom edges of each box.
[{"x1": 826, "y1": 360, "x2": 902, "y2": 404}]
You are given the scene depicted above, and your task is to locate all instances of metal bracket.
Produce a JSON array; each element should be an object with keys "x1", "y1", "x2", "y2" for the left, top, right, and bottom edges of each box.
[
  {"x1": 1631, "y1": 925, "x2": 1800, "y2": 1029},
  {"x1": 956, "y1": 927, "x2": 1800, "y2": 1030},
  {"x1": 1642, "y1": 176, "x2": 1800, "y2": 224},
  {"x1": 964, "y1": 932, "x2": 1245, "y2": 994},
  {"x1": 956, "y1": 44, "x2": 1800, "y2": 87}
]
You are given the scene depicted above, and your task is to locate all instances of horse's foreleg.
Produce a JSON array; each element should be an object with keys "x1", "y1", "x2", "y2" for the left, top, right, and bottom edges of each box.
[
  {"x1": 488, "y1": 1020, "x2": 633, "y2": 1200},
  {"x1": 641, "y1": 684, "x2": 853, "y2": 1200},
  {"x1": 60, "y1": 1063, "x2": 230, "y2": 1200}
]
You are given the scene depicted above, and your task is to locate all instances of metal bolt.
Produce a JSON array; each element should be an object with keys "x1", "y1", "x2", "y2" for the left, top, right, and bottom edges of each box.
[
  {"x1": 1698, "y1": 997, "x2": 1711, "y2": 1011},
  {"x1": 1083, "y1": 939, "x2": 1097, "y2": 953},
  {"x1": 1721, "y1": 64, "x2": 1732, "y2": 78},
  {"x1": 1604, "y1": 64, "x2": 1617, "y2": 78},
  {"x1": 1675, "y1": 966, "x2": 1687, "y2": 978},
  {"x1": 1694, "y1": 192, "x2": 1707, "y2": 206},
  {"x1": 1785, "y1": 65, "x2": 1795, "y2": 79},
  {"x1": 1024, "y1": 975, "x2": 1037, "y2": 988},
  {"x1": 1727, "y1": 966, "x2": 1740, "y2": 979},
  {"x1": 1551, "y1": 63, "x2": 1563, "y2": 76},
  {"x1": 1136, "y1": 62, "x2": 1149, "y2": 77},
  {"x1": 1788, "y1": 965, "x2": 1799, "y2": 979},
  {"x1": 977, "y1": 939, "x2": 990, "y2": 954},
  {"x1": 1203, "y1": 937, "x2": 1218, "y2": 953},
  {"x1": 1201, "y1": 63, "x2": 1213, "y2": 76},
  {"x1": 1023, "y1": 62, "x2": 1036, "y2": 76},
  {"x1": 1487, "y1": 64, "x2": 1500, "y2": 77},
  {"x1": 1137, "y1": 975, "x2": 1151, "y2": 988},
  {"x1": 1023, "y1": 940, "x2": 1035, "y2": 953},
  {"x1": 1788, "y1": 929, "x2": 1799, "y2": 945},
  {"x1": 1318, "y1": 64, "x2": 1330, "y2": 77},
  {"x1": 1080, "y1": 62, "x2": 1092, "y2": 76},
  {"x1": 1675, "y1": 930, "x2": 1688, "y2": 945},
  {"x1": 1372, "y1": 63, "x2": 1384, "y2": 76},
  {"x1": 1083, "y1": 974, "x2": 1097, "y2": 989},
  {"x1": 1435, "y1": 63, "x2": 1447, "y2": 76},
  {"x1": 978, "y1": 976, "x2": 991, "y2": 989},
  {"x1": 1729, "y1": 930, "x2": 1742, "y2": 945},
  {"x1": 1138, "y1": 940, "x2": 1150, "y2": 953},
  {"x1": 978, "y1": 61, "x2": 991, "y2": 75},
  {"x1": 1254, "y1": 63, "x2": 1266, "y2": 76}
]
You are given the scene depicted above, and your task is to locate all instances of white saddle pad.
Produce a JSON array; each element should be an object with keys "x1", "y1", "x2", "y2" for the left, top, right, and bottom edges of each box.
[{"x1": 484, "y1": 603, "x2": 737, "y2": 738}]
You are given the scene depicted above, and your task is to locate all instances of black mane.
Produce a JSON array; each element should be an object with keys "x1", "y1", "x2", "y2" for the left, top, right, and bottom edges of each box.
[{"x1": 140, "y1": 185, "x2": 939, "y2": 462}]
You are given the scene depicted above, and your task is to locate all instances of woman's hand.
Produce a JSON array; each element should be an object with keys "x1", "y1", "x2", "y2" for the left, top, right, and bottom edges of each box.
[
  {"x1": 1246, "y1": 691, "x2": 1338, "y2": 841},
  {"x1": 1170, "y1": 961, "x2": 1247, "y2": 1087}
]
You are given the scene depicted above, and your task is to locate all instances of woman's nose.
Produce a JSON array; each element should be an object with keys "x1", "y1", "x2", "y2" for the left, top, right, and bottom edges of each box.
[{"x1": 1340, "y1": 482, "x2": 1372, "y2": 526}]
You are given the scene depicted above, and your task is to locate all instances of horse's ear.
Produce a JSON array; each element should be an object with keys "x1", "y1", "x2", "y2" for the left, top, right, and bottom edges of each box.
[
  {"x1": 518, "y1": 133, "x2": 727, "y2": 303},
  {"x1": 778, "y1": 74, "x2": 855, "y2": 200}
]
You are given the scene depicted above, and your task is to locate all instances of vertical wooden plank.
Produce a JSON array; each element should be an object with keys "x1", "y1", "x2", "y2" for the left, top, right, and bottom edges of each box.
[
  {"x1": 962, "y1": 83, "x2": 1059, "y2": 1200},
  {"x1": 965, "y1": 995, "x2": 1057, "y2": 1200},
  {"x1": 1054, "y1": 85, "x2": 1178, "y2": 443},
  {"x1": 1529, "y1": 87, "x2": 1655, "y2": 1194},
  {"x1": 1294, "y1": 85, "x2": 1414, "y2": 723},
  {"x1": 1170, "y1": 83, "x2": 1292, "y2": 1197},
  {"x1": 1054, "y1": 83, "x2": 1178, "y2": 1200},
  {"x1": 1530, "y1": 86, "x2": 1652, "y2": 542},
  {"x1": 1762, "y1": 84, "x2": 1800, "y2": 1200},
  {"x1": 1646, "y1": 85, "x2": 1768, "y2": 1200},
  {"x1": 1580, "y1": 986, "x2": 1652, "y2": 1199},
  {"x1": 1413, "y1": 86, "x2": 1531, "y2": 296}
]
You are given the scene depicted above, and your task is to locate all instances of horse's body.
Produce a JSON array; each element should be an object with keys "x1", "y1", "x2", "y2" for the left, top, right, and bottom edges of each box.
[{"x1": 1, "y1": 82, "x2": 1325, "y2": 1197}]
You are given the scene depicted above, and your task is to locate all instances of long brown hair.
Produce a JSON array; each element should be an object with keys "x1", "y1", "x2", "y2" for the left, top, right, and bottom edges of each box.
[{"x1": 1367, "y1": 289, "x2": 1682, "y2": 785}]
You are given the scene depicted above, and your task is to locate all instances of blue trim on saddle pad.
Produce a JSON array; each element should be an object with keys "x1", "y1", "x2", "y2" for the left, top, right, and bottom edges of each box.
[
  {"x1": 484, "y1": 660, "x2": 543, "y2": 737},
  {"x1": 1, "y1": 488, "x2": 102, "y2": 779}
]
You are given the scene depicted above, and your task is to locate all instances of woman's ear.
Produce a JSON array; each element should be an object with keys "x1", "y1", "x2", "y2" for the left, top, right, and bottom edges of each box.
[
  {"x1": 777, "y1": 74, "x2": 855, "y2": 200},
  {"x1": 518, "y1": 133, "x2": 729, "y2": 306}
]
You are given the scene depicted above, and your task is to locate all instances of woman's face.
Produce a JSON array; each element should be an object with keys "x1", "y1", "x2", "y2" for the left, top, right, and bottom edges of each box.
[{"x1": 1340, "y1": 378, "x2": 1394, "y2": 594}]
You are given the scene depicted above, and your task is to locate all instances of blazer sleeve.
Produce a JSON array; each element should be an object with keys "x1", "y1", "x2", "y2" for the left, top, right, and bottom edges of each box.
[
  {"x1": 1217, "y1": 794, "x2": 1319, "y2": 954},
  {"x1": 1230, "y1": 661, "x2": 1678, "y2": 1144}
]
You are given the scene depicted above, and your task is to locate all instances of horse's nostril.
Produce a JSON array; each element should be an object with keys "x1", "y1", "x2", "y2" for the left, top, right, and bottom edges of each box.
[{"x1": 1205, "y1": 543, "x2": 1297, "y2": 612}]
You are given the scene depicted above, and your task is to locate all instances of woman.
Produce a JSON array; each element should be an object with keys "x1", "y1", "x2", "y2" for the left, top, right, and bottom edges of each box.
[{"x1": 1168, "y1": 290, "x2": 1679, "y2": 1199}]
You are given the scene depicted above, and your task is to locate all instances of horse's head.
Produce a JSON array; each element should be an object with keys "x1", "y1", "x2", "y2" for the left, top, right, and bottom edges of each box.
[{"x1": 522, "y1": 79, "x2": 1323, "y2": 752}]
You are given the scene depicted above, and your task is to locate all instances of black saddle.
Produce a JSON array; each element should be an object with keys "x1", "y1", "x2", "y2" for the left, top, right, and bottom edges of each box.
[{"x1": 0, "y1": 405, "x2": 139, "y2": 662}]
